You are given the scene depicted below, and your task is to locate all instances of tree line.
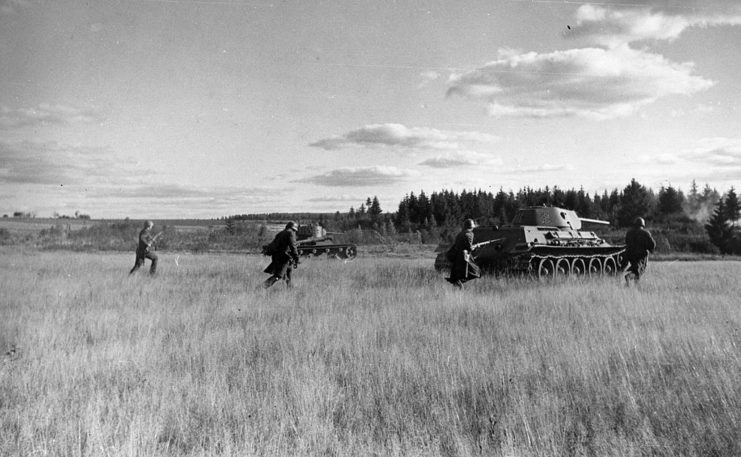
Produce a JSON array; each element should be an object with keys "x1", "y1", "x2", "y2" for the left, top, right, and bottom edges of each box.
[{"x1": 392, "y1": 179, "x2": 729, "y2": 231}]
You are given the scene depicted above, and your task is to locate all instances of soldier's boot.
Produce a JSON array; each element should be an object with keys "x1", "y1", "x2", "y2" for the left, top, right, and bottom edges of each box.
[
  {"x1": 129, "y1": 258, "x2": 143, "y2": 275},
  {"x1": 148, "y1": 253, "x2": 159, "y2": 276},
  {"x1": 263, "y1": 276, "x2": 280, "y2": 289}
]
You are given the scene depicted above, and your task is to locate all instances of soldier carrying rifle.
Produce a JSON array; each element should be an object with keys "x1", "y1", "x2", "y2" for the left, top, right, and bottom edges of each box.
[
  {"x1": 445, "y1": 218, "x2": 481, "y2": 289},
  {"x1": 129, "y1": 220, "x2": 161, "y2": 276},
  {"x1": 262, "y1": 221, "x2": 300, "y2": 288}
]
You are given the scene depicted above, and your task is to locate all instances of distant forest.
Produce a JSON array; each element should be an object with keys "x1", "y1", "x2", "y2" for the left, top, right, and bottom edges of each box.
[{"x1": 231, "y1": 179, "x2": 728, "y2": 231}]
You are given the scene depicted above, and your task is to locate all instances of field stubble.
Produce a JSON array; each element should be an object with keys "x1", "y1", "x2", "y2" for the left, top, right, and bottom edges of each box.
[{"x1": 1, "y1": 249, "x2": 740, "y2": 456}]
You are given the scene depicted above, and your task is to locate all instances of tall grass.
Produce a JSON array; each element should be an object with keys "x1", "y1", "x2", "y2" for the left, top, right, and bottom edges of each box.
[{"x1": 1, "y1": 248, "x2": 740, "y2": 456}]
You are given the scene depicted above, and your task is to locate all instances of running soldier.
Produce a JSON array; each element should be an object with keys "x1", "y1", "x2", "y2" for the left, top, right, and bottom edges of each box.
[
  {"x1": 623, "y1": 216, "x2": 656, "y2": 285},
  {"x1": 262, "y1": 221, "x2": 300, "y2": 288},
  {"x1": 129, "y1": 220, "x2": 160, "y2": 276}
]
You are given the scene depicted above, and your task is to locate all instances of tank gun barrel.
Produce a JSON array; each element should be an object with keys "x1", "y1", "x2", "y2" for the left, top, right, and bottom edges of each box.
[{"x1": 579, "y1": 217, "x2": 610, "y2": 226}]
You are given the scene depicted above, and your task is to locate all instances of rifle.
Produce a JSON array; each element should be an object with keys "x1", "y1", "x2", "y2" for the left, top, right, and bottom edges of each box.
[
  {"x1": 148, "y1": 232, "x2": 163, "y2": 251},
  {"x1": 471, "y1": 238, "x2": 504, "y2": 251},
  {"x1": 461, "y1": 238, "x2": 504, "y2": 262}
]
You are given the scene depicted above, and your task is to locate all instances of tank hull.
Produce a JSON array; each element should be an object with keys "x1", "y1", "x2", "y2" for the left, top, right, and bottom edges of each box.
[{"x1": 296, "y1": 239, "x2": 357, "y2": 259}]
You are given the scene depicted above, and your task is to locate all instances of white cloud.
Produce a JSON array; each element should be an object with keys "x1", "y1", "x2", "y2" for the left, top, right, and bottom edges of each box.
[
  {"x1": 297, "y1": 166, "x2": 419, "y2": 187},
  {"x1": 0, "y1": 140, "x2": 148, "y2": 185},
  {"x1": 447, "y1": 46, "x2": 714, "y2": 119},
  {"x1": 686, "y1": 137, "x2": 741, "y2": 166},
  {"x1": 310, "y1": 123, "x2": 499, "y2": 150},
  {"x1": 566, "y1": 2, "x2": 741, "y2": 46},
  {"x1": 92, "y1": 184, "x2": 283, "y2": 200},
  {"x1": 508, "y1": 164, "x2": 575, "y2": 174},
  {"x1": 306, "y1": 194, "x2": 369, "y2": 203},
  {"x1": 419, "y1": 151, "x2": 503, "y2": 168},
  {"x1": 0, "y1": 104, "x2": 103, "y2": 130},
  {"x1": 637, "y1": 153, "x2": 682, "y2": 165}
]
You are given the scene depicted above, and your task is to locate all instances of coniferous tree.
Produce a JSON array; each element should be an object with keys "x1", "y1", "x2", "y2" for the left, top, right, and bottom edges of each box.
[
  {"x1": 369, "y1": 196, "x2": 382, "y2": 222},
  {"x1": 396, "y1": 199, "x2": 411, "y2": 232},
  {"x1": 724, "y1": 187, "x2": 740, "y2": 225},
  {"x1": 617, "y1": 179, "x2": 654, "y2": 227},
  {"x1": 657, "y1": 185, "x2": 684, "y2": 217},
  {"x1": 705, "y1": 198, "x2": 732, "y2": 254}
]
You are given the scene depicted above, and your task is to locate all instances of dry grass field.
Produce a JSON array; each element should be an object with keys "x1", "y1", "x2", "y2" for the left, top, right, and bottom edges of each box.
[{"x1": 1, "y1": 248, "x2": 740, "y2": 456}]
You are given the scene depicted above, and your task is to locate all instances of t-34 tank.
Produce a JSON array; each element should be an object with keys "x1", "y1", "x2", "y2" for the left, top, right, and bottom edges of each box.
[
  {"x1": 435, "y1": 206, "x2": 624, "y2": 278},
  {"x1": 294, "y1": 224, "x2": 357, "y2": 259}
]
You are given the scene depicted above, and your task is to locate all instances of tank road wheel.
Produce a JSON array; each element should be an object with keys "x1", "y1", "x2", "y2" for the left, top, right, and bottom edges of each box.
[
  {"x1": 345, "y1": 246, "x2": 357, "y2": 260},
  {"x1": 571, "y1": 258, "x2": 586, "y2": 276},
  {"x1": 536, "y1": 258, "x2": 555, "y2": 279},
  {"x1": 587, "y1": 257, "x2": 602, "y2": 277},
  {"x1": 603, "y1": 256, "x2": 617, "y2": 276},
  {"x1": 555, "y1": 258, "x2": 571, "y2": 276},
  {"x1": 616, "y1": 253, "x2": 625, "y2": 270}
]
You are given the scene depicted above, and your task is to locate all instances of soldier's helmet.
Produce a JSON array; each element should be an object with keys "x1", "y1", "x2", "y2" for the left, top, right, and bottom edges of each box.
[
  {"x1": 285, "y1": 221, "x2": 298, "y2": 231},
  {"x1": 633, "y1": 217, "x2": 645, "y2": 227},
  {"x1": 463, "y1": 219, "x2": 475, "y2": 229},
  {"x1": 144, "y1": 220, "x2": 154, "y2": 229}
]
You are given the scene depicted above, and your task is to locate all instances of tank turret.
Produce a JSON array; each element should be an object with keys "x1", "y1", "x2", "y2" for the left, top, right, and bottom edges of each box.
[{"x1": 435, "y1": 206, "x2": 624, "y2": 278}]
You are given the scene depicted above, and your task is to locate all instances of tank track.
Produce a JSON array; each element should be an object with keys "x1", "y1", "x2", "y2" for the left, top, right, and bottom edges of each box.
[
  {"x1": 522, "y1": 246, "x2": 625, "y2": 278},
  {"x1": 435, "y1": 246, "x2": 624, "y2": 279},
  {"x1": 297, "y1": 242, "x2": 357, "y2": 259}
]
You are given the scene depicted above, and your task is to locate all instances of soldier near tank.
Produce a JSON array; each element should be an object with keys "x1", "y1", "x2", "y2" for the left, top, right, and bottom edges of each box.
[
  {"x1": 623, "y1": 216, "x2": 656, "y2": 285},
  {"x1": 129, "y1": 220, "x2": 160, "y2": 276},
  {"x1": 445, "y1": 219, "x2": 481, "y2": 289},
  {"x1": 262, "y1": 221, "x2": 300, "y2": 288}
]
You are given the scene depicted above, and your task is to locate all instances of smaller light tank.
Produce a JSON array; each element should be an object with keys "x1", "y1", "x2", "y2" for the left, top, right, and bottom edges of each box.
[
  {"x1": 294, "y1": 224, "x2": 357, "y2": 259},
  {"x1": 435, "y1": 206, "x2": 624, "y2": 278},
  {"x1": 261, "y1": 223, "x2": 357, "y2": 259}
]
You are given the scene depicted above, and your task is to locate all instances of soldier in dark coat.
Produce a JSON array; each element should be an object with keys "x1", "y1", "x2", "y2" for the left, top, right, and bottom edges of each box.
[
  {"x1": 263, "y1": 221, "x2": 300, "y2": 288},
  {"x1": 624, "y1": 216, "x2": 656, "y2": 285},
  {"x1": 445, "y1": 219, "x2": 480, "y2": 289},
  {"x1": 129, "y1": 220, "x2": 159, "y2": 275}
]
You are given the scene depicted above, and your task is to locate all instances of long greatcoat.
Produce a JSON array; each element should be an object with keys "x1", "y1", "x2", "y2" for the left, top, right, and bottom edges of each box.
[
  {"x1": 447, "y1": 228, "x2": 480, "y2": 284},
  {"x1": 263, "y1": 229, "x2": 300, "y2": 279}
]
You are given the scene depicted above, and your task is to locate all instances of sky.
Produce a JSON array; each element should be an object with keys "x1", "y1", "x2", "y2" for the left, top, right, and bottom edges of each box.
[{"x1": 1, "y1": 0, "x2": 740, "y2": 218}]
